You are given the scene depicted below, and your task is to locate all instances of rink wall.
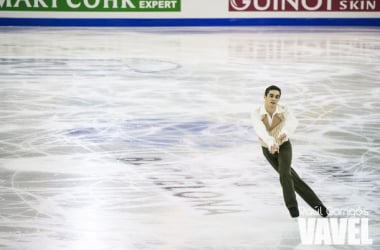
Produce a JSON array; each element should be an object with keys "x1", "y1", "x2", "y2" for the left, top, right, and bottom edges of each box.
[{"x1": 0, "y1": 0, "x2": 380, "y2": 26}]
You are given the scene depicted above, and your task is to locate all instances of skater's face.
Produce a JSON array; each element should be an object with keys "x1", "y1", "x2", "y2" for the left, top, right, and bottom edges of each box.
[{"x1": 265, "y1": 90, "x2": 281, "y2": 109}]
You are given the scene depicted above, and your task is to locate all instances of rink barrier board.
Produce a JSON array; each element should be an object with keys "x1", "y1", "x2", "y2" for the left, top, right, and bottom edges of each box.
[{"x1": 0, "y1": 18, "x2": 380, "y2": 26}]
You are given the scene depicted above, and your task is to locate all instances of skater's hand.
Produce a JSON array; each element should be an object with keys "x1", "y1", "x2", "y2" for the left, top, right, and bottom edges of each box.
[
  {"x1": 269, "y1": 144, "x2": 279, "y2": 154},
  {"x1": 278, "y1": 133, "x2": 287, "y2": 141}
]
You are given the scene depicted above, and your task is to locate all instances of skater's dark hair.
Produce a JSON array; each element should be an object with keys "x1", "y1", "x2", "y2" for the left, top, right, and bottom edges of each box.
[{"x1": 265, "y1": 85, "x2": 281, "y2": 97}]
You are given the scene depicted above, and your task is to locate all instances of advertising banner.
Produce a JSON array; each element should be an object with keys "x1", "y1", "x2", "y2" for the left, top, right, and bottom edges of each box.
[
  {"x1": 0, "y1": 0, "x2": 379, "y2": 26},
  {"x1": 229, "y1": 0, "x2": 380, "y2": 12},
  {"x1": 0, "y1": 0, "x2": 181, "y2": 11}
]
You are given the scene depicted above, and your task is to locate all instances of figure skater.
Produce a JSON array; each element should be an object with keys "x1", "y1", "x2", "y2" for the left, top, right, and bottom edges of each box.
[{"x1": 251, "y1": 85, "x2": 329, "y2": 218}]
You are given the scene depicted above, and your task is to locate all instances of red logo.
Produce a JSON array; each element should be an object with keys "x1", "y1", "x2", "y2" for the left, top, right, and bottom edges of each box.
[{"x1": 229, "y1": 0, "x2": 380, "y2": 11}]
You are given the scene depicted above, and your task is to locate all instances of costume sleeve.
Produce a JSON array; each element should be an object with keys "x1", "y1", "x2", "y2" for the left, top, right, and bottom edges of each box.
[
  {"x1": 251, "y1": 108, "x2": 276, "y2": 148},
  {"x1": 280, "y1": 106, "x2": 298, "y2": 138}
]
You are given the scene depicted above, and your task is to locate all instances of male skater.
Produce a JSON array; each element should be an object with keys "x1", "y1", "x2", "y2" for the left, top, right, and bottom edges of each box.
[{"x1": 251, "y1": 85, "x2": 328, "y2": 218}]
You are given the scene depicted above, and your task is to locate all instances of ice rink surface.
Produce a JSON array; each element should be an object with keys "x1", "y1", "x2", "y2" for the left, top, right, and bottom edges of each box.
[{"x1": 0, "y1": 27, "x2": 379, "y2": 250}]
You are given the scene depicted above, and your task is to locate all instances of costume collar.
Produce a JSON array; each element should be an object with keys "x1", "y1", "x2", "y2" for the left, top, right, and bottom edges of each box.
[{"x1": 259, "y1": 104, "x2": 281, "y2": 116}]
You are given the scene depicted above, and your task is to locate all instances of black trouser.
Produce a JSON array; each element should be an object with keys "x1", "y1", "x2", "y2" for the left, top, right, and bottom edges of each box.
[{"x1": 262, "y1": 141, "x2": 322, "y2": 209}]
